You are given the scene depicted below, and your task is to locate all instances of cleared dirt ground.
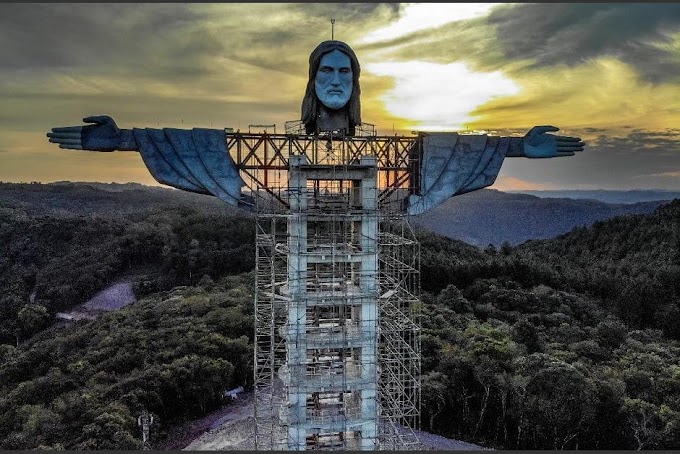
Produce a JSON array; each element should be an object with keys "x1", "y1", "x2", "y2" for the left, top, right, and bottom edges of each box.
[
  {"x1": 56, "y1": 281, "x2": 136, "y2": 321},
  {"x1": 165, "y1": 391, "x2": 490, "y2": 451}
]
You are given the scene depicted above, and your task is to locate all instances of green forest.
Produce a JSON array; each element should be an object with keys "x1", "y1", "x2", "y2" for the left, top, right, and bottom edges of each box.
[{"x1": 0, "y1": 182, "x2": 679, "y2": 450}]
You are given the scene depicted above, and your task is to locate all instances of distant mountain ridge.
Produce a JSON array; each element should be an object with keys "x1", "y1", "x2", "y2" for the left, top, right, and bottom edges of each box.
[
  {"x1": 510, "y1": 189, "x2": 680, "y2": 204},
  {"x1": 2, "y1": 182, "x2": 673, "y2": 248},
  {"x1": 413, "y1": 189, "x2": 670, "y2": 247}
]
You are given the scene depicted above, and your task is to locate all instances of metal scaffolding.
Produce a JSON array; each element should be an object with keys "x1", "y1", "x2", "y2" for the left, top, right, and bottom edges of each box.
[
  {"x1": 251, "y1": 133, "x2": 421, "y2": 450},
  {"x1": 226, "y1": 131, "x2": 420, "y2": 212}
]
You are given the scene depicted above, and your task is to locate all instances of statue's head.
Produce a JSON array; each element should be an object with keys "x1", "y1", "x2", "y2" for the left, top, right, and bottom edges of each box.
[{"x1": 302, "y1": 40, "x2": 361, "y2": 134}]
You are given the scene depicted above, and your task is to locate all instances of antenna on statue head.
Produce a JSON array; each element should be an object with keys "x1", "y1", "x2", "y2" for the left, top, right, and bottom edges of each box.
[{"x1": 331, "y1": 18, "x2": 335, "y2": 40}]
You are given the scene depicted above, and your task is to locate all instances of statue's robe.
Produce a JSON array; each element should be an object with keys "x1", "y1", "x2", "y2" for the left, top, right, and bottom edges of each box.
[
  {"x1": 131, "y1": 128, "x2": 510, "y2": 215},
  {"x1": 406, "y1": 133, "x2": 510, "y2": 215},
  {"x1": 132, "y1": 128, "x2": 246, "y2": 208}
]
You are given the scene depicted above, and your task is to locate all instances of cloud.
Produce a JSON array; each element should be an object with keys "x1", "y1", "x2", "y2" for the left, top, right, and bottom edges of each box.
[
  {"x1": 488, "y1": 3, "x2": 680, "y2": 83},
  {"x1": 495, "y1": 128, "x2": 680, "y2": 190},
  {"x1": 633, "y1": 171, "x2": 680, "y2": 179},
  {"x1": 582, "y1": 127, "x2": 608, "y2": 134},
  {"x1": 288, "y1": 2, "x2": 400, "y2": 24},
  {"x1": 358, "y1": 3, "x2": 501, "y2": 44},
  {"x1": 466, "y1": 58, "x2": 680, "y2": 134},
  {"x1": 588, "y1": 129, "x2": 680, "y2": 157},
  {"x1": 0, "y1": 4, "x2": 217, "y2": 77},
  {"x1": 0, "y1": 4, "x2": 392, "y2": 83},
  {"x1": 0, "y1": 5, "x2": 306, "y2": 131},
  {"x1": 354, "y1": 4, "x2": 680, "y2": 85},
  {"x1": 491, "y1": 176, "x2": 557, "y2": 191},
  {"x1": 354, "y1": 15, "x2": 507, "y2": 73},
  {"x1": 208, "y1": 3, "x2": 400, "y2": 76},
  {"x1": 0, "y1": 3, "x2": 414, "y2": 137},
  {"x1": 364, "y1": 60, "x2": 519, "y2": 130}
]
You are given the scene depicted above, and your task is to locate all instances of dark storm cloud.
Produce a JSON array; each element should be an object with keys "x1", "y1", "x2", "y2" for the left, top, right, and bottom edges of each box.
[
  {"x1": 581, "y1": 130, "x2": 680, "y2": 186},
  {"x1": 589, "y1": 129, "x2": 680, "y2": 157},
  {"x1": 358, "y1": 4, "x2": 680, "y2": 83},
  {"x1": 0, "y1": 3, "x2": 122, "y2": 69},
  {"x1": 489, "y1": 3, "x2": 680, "y2": 83},
  {"x1": 205, "y1": 3, "x2": 400, "y2": 78},
  {"x1": 0, "y1": 3, "x2": 223, "y2": 78},
  {"x1": 289, "y1": 3, "x2": 400, "y2": 21},
  {"x1": 216, "y1": 27, "x2": 316, "y2": 77},
  {"x1": 0, "y1": 3, "x2": 402, "y2": 84}
]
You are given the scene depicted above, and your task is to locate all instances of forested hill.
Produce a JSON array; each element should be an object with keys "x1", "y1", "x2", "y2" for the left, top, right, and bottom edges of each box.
[
  {"x1": 511, "y1": 198, "x2": 680, "y2": 335},
  {"x1": 413, "y1": 200, "x2": 680, "y2": 450},
  {"x1": 1, "y1": 182, "x2": 679, "y2": 450},
  {"x1": 413, "y1": 188, "x2": 668, "y2": 247},
  {"x1": 0, "y1": 182, "x2": 255, "y2": 344},
  {"x1": 0, "y1": 181, "x2": 240, "y2": 217}
]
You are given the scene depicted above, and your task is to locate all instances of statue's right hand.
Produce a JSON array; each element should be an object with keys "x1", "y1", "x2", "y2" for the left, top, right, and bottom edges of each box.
[{"x1": 47, "y1": 115, "x2": 122, "y2": 152}]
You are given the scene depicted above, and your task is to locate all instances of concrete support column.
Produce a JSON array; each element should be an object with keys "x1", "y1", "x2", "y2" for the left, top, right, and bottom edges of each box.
[
  {"x1": 287, "y1": 155, "x2": 309, "y2": 450},
  {"x1": 358, "y1": 155, "x2": 378, "y2": 448}
]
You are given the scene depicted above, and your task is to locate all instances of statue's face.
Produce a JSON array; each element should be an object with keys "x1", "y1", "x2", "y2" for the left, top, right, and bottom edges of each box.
[{"x1": 314, "y1": 49, "x2": 353, "y2": 110}]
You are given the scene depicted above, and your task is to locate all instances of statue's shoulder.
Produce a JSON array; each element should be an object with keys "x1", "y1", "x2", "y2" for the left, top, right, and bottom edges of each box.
[{"x1": 421, "y1": 132, "x2": 492, "y2": 153}]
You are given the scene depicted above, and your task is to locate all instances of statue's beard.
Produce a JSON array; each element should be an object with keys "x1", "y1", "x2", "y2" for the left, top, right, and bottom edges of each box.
[{"x1": 316, "y1": 86, "x2": 351, "y2": 111}]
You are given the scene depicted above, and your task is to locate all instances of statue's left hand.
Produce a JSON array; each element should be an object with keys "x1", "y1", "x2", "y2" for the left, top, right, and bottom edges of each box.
[
  {"x1": 47, "y1": 115, "x2": 122, "y2": 152},
  {"x1": 523, "y1": 125, "x2": 585, "y2": 158}
]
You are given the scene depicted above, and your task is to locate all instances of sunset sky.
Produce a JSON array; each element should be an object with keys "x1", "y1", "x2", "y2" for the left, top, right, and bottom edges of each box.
[{"x1": 1, "y1": 3, "x2": 680, "y2": 191}]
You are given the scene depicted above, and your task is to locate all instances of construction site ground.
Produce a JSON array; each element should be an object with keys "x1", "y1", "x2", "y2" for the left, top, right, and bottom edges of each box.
[{"x1": 161, "y1": 391, "x2": 490, "y2": 451}]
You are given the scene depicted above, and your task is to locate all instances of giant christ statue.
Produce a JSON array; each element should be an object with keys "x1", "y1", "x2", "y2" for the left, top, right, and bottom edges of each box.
[
  {"x1": 46, "y1": 37, "x2": 586, "y2": 451},
  {"x1": 47, "y1": 40, "x2": 585, "y2": 214}
]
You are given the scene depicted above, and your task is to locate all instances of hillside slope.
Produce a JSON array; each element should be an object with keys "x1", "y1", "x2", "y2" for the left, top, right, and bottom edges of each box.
[
  {"x1": 511, "y1": 198, "x2": 680, "y2": 333},
  {"x1": 1, "y1": 183, "x2": 679, "y2": 450},
  {"x1": 413, "y1": 189, "x2": 668, "y2": 246}
]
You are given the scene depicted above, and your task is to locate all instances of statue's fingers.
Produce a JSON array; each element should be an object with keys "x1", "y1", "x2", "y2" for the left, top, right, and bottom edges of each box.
[
  {"x1": 50, "y1": 138, "x2": 82, "y2": 146},
  {"x1": 83, "y1": 115, "x2": 111, "y2": 125},
  {"x1": 531, "y1": 125, "x2": 560, "y2": 135},
  {"x1": 557, "y1": 139, "x2": 585, "y2": 145},
  {"x1": 556, "y1": 136, "x2": 581, "y2": 142},
  {"x1": 47, "y1": 132, "x2": 81, "y2": 139},
  {"x1": 556, "y1": 151, "x2": 575, "y2": 157},
  {"x1": 51, "y1": 125, "x2": 84, "y2": 133},
  {"x1": 557, "y1": 146, "x2": 583, "y2": 152},
  {"x1": 58, "y1": 144, "x2": 84, "y2": 150},
  {"x1": 557, "y1": 142, "x2": 586, "y2": 149}
]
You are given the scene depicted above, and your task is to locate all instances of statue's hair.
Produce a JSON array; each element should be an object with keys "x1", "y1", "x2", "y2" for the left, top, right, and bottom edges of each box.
[{"x1": 301, "y1": 40, "x2": 361, "y2": 134}]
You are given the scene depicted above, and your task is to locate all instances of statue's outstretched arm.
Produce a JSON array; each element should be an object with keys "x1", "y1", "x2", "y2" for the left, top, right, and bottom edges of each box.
[
  {"x1": 406, "y1": 125, "x2": 586, "y2": 215},
  {"x1": 504, "y1": 125, "x2": 585, "y2": 158},
  {"x1": 47, "y1": 115, "x2": 248, "y2": 208},
  {"x1": 47, "y1": 115, "x2": 137, "y2": 152}
]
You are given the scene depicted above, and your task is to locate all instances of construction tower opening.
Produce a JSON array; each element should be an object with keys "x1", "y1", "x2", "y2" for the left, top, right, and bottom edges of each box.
[{"x1": 252, "y1": 135, "x2": 421, "y2": 450}]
